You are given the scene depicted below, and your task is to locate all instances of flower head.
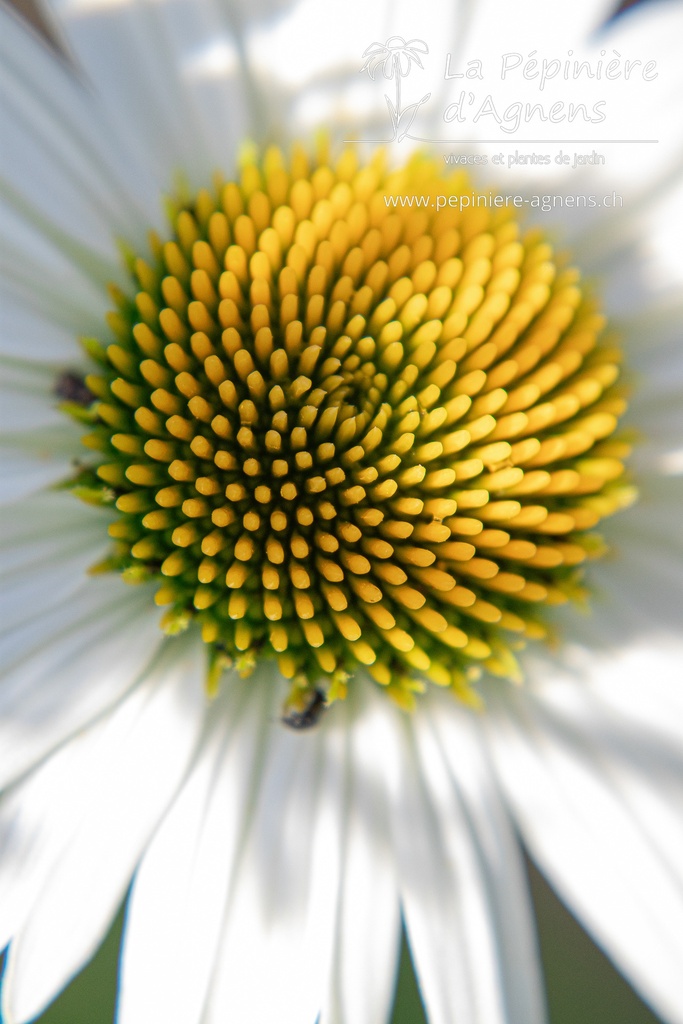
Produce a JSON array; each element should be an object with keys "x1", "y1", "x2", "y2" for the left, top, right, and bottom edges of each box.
[{"x1": 63, "y1": 146, "x2": 633, "y2": 720}]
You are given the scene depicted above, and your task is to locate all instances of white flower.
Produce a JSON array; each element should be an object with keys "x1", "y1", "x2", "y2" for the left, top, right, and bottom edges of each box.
[{"x1": 1, "y1": 2, "x2": 682, "y2": 1024}]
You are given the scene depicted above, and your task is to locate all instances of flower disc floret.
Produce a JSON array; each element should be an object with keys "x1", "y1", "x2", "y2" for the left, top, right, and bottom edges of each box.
[{"x1": 65, "y1": 145, "x2": 634, "y2": 709}]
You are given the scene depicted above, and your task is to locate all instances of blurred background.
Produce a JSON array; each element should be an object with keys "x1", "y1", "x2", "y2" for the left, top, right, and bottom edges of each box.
[{"x1": 2, "y1": 0, "x2": 666, "y2": 1021}]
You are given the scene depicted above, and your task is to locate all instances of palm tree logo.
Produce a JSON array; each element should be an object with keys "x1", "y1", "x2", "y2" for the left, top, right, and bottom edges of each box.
[{"x1": 361, "y1": 36, "x2": 431, "y2": 142}]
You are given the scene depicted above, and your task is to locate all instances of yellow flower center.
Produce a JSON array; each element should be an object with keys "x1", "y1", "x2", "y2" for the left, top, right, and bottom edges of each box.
[{"x1": 63, "y1": 145, "x2": 634, "y2": 712}]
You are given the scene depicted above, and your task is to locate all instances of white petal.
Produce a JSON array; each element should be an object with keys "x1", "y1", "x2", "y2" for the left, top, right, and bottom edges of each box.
[
  {"x1": 320, "y1": 682, "x2": 401, "y2": 1024},
  {"x1": 0, "y1": 444, "x2": 76, "y2": 506},
  {"x1": 0, "y1": 526, "x2": 107, "y2": 638},
  {"x1": 579, "y1": 647, "x2": 683, "y2": 752},
  {"x1": 0, "y1": 575, "x2": 164, "y2": 789},
  {"x1": 575, "y1": 2, "x2": 683, "y2": 200},
  {"x1": 390, "y1": 698, "x2": 544, "y2": 1024},
  {"x1": 457, "y1": 0, "x2": 615, "y2": 55},
  {"x1": 572, "y1": 179, "x2": 683, "y2": 315},
  {"x1": 616, "y1": 302, "x2": 683, "y2": 475},
  {"x1": 534, "y1": 668, "x2": 683, "y2": 888},
  {"x1": 0, "y1": 359, "x2": 72, "y2": 434},
  {"x1": 0, "y1": 207, "x2": 111, "y2": 352},
  {"x1": 485, "y1": 670, "x2": 683, "y2": 1024},
  {"x1": 0, "y1": 3, "x2": 159, "y2": 258},
  {"x1": 117, "y1": 670, "x2": 277, "y2": 1024},
  {"x1": 476, "y1": 2, "x2": 683, "y2": 205},
  {"x1": 1, "y1": 634, "x2": 207, "y2": 1024},
  {"x1": 559, "y1": 473, "x2": 683, "y2": 656},
  {"x1": 428, "y1": 694, "x2": 546, "y2": 1024},
  {"x1": 202, "y1": 683, "x2": 347, "y2": 1024},
  {"x1": 0, "y1": 654, "x2": 167, "y2": 949},
  {"x1": 249, "y1": 0, "x2": 454, "y2": 143},
  {"x1": 0, "y1": 287, "x2": 91, "y2": 364},
  {"x1": 0, "y1": 489, "x2": 106, "y2": 576},
  {"x1": 44, "y1": 0, "x2": 256, "y2": 190}
]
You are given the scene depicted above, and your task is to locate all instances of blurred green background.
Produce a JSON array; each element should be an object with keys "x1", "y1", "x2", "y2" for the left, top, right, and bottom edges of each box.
[{"x1": 5, "y1": 859, "x2": 658, "y2": 1023}]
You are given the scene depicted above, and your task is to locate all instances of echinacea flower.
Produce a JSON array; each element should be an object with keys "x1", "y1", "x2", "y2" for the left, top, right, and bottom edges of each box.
[{"x1": 1, "y1": 3, "x2": 682, "y2": 1024}]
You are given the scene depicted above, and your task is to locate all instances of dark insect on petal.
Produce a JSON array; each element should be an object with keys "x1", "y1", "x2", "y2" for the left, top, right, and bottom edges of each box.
[
  {"x1": 281, "y1": 688, "x2": 327, "y2": 730},
  {"x1": 55, "y1": 371, "x2": 94, "y2": 407}
]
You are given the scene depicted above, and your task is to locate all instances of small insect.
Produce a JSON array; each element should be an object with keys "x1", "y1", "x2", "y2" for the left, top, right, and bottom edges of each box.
[
  {"x1": 54, "y1": 370, "x2": 94, "y2": 407},
  {"x1": 281, "y1": 688, "x2": 327, "y2": 731}
]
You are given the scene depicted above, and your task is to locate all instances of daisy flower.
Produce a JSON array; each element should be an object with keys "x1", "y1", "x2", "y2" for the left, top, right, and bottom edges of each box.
[{"x1": 1, "y1": 1, "x2": 682, "y2": 1023}]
